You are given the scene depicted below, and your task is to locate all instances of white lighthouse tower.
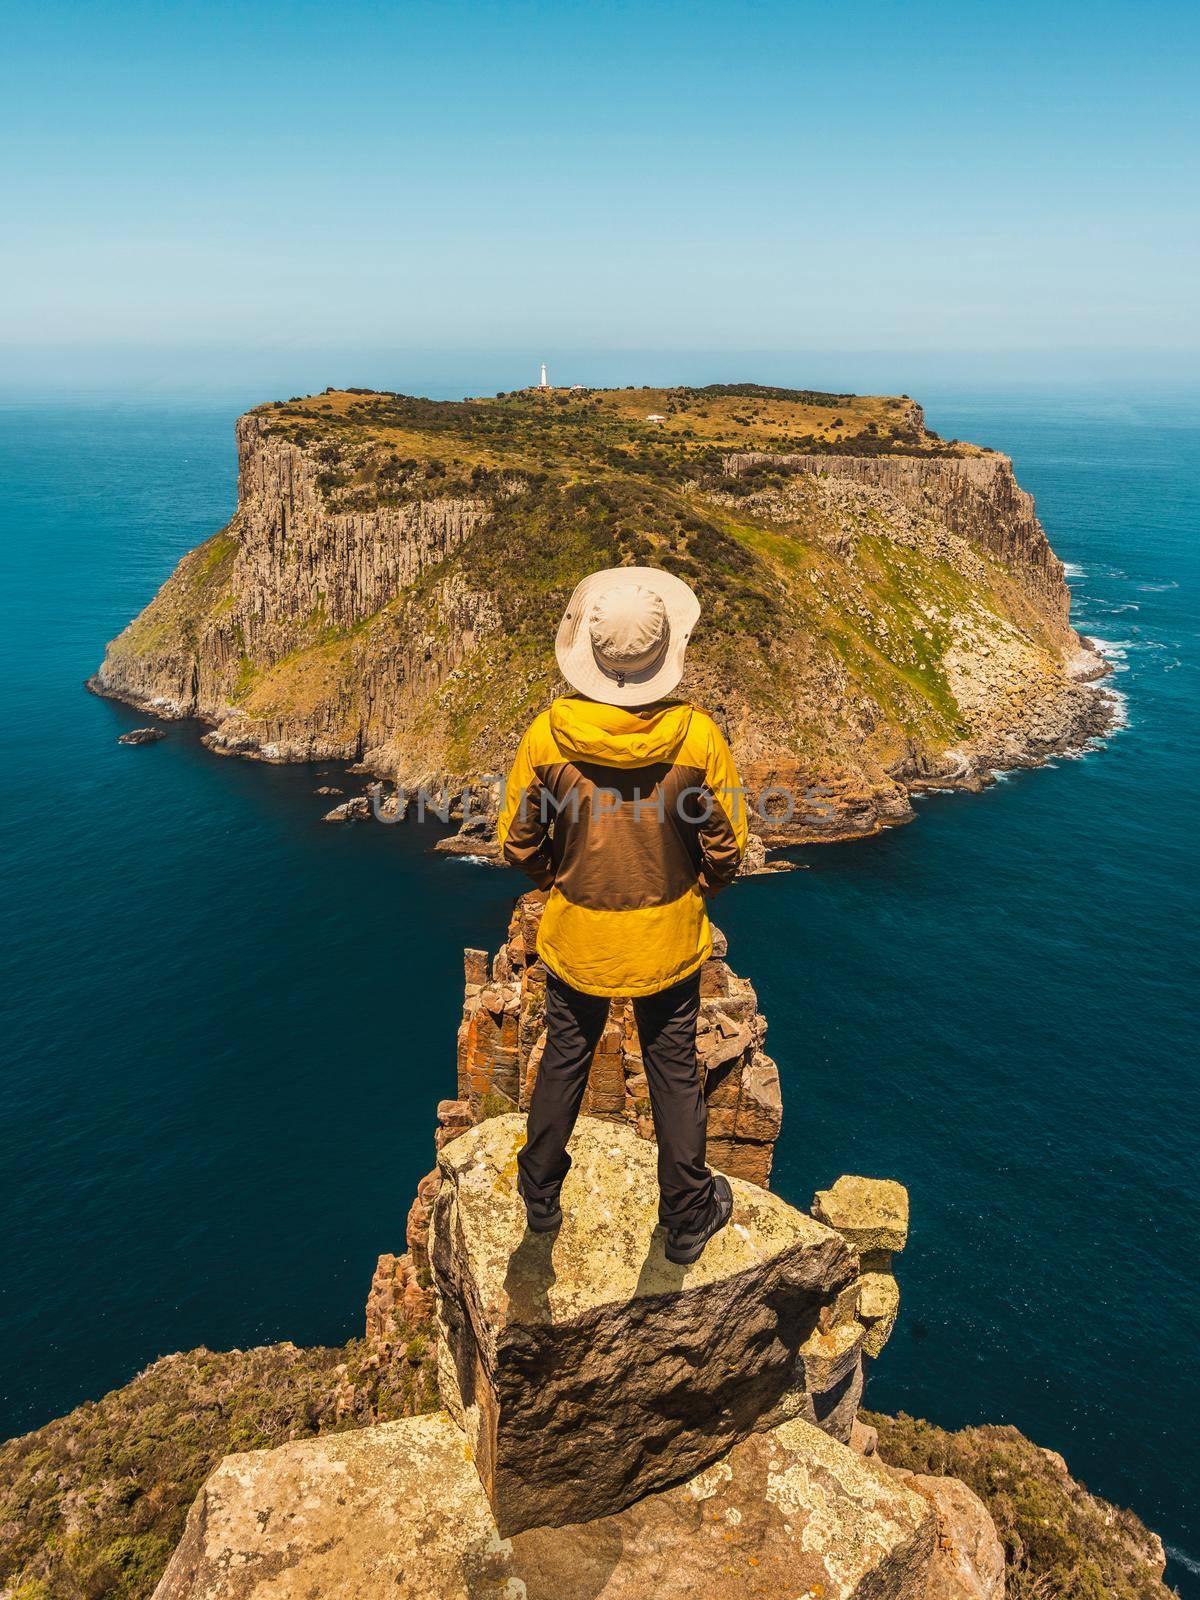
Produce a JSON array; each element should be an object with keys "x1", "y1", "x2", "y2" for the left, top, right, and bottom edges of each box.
[{"x1": 539, "y1": 361, "x2": 549, "y2": 389}]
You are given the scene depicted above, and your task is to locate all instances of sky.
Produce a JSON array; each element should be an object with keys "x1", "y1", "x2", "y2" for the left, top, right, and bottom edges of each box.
[{"x1": 2, "y1": 0, "x2": 1198, "y2": 390}]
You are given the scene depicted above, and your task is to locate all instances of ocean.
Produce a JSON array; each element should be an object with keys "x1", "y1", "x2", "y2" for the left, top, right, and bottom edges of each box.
[{"x1": 0, "y1": 385, "x2": 1196, "y2": 1590}]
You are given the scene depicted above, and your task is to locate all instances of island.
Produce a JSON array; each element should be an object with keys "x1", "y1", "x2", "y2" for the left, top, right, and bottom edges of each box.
[{"x1": 90, "y1": 383, "x2": 1116, "y2": 842}]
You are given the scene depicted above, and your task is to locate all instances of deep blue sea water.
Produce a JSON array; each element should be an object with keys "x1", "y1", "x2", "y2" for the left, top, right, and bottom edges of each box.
[{"x1": 1, "y1": 387, "x2": 1197, "y2": 1590}]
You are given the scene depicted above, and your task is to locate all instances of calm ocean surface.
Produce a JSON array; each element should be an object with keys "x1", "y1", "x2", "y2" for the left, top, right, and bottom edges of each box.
[{"x1": 0, "y1": 386, "x2": 1196, "y2": 1589}]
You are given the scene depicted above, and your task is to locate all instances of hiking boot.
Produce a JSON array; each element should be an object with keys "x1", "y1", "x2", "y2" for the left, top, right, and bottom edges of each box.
[
  {"x1": 518, "y1": 1177, "x2": 563, "y2": 1234},
  {"x1": 665, "y1": 1174, "x2": 733, "y2": 1265}
]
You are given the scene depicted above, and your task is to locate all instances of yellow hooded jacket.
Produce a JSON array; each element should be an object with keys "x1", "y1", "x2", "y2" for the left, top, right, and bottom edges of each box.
[{"x1": 497, "y1": 696, "x2": 748, "y2": 997}]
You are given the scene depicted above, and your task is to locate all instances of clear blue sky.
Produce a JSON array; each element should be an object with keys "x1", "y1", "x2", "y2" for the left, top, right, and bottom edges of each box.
[{"x1": 2, "y1": 0, "x2": 1198, "y2": 388}]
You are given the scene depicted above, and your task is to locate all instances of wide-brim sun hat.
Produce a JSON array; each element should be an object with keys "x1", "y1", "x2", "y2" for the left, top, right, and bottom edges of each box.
[{"x1": 554, "y1": 565, "x2": 701, "y2": 708}]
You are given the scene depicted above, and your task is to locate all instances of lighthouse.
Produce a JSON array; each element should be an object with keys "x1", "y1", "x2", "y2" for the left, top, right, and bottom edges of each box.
[{"x1": 539, "y1": 362, "x2": 549, "y2": 389}]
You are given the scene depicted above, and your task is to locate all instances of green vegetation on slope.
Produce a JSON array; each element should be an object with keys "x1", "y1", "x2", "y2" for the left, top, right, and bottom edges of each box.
[
  {"x1": 865, "y1": 1411, "x2": 1171, "y2": 1600},
  {"x1": 106, "y1": 529, "x2": 238, "y2": 667},
  {"x1": 0, "y1": 1340, "x2": 436, "y2": 1600},
  {"x1": 396, "y1": 473, "x2": 798, "y2": 770},
  {"x1": 132, "y1": 427, "x2": 1000, "y2": 773},
  {"x1": 95, "y1": 380, "x2": 1084, "y2": 813}
]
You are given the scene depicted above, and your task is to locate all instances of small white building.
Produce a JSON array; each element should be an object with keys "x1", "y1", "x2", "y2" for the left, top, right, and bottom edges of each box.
[{"x1": 645, "y1": 413, "x2": 667, "y2": 425}]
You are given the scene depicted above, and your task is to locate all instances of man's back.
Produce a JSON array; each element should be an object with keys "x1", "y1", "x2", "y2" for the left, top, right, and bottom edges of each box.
[{"x1": 498, "y1": 694, "x2": 746, "y2": 998}]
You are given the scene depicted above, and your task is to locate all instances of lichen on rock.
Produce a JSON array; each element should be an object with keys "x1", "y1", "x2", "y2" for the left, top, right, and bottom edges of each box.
[{"x1": 152, "y1": 1408, "x2": 941, "y2": 1600}]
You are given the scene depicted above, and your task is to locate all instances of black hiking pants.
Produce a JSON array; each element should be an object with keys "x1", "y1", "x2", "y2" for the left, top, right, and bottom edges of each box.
[{"x1": 517, "y1": 969, "x2": 713, "y2": 1232}]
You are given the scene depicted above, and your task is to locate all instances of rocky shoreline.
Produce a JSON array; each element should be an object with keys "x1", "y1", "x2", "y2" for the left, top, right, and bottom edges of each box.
[{"x1": 88, "y1": 636, "x2": 1120, "y2": 861}]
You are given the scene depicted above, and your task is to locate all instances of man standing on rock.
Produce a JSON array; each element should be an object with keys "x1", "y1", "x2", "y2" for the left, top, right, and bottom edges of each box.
[{"x1": 498, "y1": 567, "x2": 748, "y2": 1264}]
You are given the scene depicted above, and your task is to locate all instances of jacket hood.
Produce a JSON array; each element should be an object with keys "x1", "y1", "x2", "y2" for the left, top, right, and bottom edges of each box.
[{"x1": 548, "y1": 695, "x2": 694, "y2": 768}]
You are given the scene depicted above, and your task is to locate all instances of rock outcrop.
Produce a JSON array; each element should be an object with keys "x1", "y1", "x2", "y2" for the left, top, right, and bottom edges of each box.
[
  {"x1": 0, "y1": 884, "x2": 1170, "y2": 1600},
  {"x1": 90, "y1": 384, "x2": 1117, "y2": 842},
  {"x1": 814, "y1": 1173, "x2": 909, "y2": 1356},
  {"x1": 151, "y1": 1100, "x2": 948, "y2": 1600},
  {"x1": 431, "y1": 1114, "x2": 858, "y2": 1532},
  {"x1": 149, "y1": 897, "x2": 960, "y2": 1600},
  {"x1": 364, "y1": 893, "x2": 914, "y2": 1503},
  {"x1": 154, "y1": 1409, "x2": 939, "y2": 1600},
  {"x1": 144, "y1": 858, "x2": 970, "y2": 1600}
]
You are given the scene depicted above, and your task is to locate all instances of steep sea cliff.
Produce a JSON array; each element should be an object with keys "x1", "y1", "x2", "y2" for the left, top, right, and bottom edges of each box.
[{"x1": 90, "y1": 386, "x2": 1116, "y2": 840}]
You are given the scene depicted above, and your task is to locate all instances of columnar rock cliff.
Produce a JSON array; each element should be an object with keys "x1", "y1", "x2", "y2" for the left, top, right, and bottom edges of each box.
[{"x1": 91, "y1": 384, "x2": 1117, "y2": 841}]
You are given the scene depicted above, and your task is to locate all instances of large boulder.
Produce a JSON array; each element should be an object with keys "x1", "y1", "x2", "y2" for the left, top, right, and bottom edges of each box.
[
  {"x1": 430, "y1": 1112, "x2": 859, "y2": 1533},
  {"x1": 154, "y1": 1408, "x2": 938, "y2": 1600}
]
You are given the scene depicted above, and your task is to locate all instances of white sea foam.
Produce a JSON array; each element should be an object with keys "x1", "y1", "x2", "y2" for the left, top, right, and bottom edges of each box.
[
  {"x1": 450, "y1": 853, "x2": 491, "y2": 867},
  {"x1": 1088, "y1": 638, "x2": 1132, "y2": 672},
  {"x1": 1079, "y1": 687, "x2": 1131, "y2": 743},
  {"x1": 1166, "y1": 1544, "x2": 1200, "y2": 1577},
  {"x1": 1103, "y1": 687, "x2": 1131, "y2": 729},
  {"x1": 1062, "y1": 561, "x2": 1086, "y2": 578}
]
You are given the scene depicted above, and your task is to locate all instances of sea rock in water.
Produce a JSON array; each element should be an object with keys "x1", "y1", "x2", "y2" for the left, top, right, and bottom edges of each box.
[
  {"x1": 429, "y1": 1112, "x2": 859, "y2": 1533},
  {"x1": 152, "y1": 1408, "x2": 938, "y2": 1600},
  {"x1": 737, "y1": 831, "x2": 802, "y2": 876},
  {"x1": 320, "y1": 796, "x2": 371, "y2": 823},
  {"x1": 313, "y1": 784, "x2": 343, "y2": 795},
  {"x1": 117, "y1": 727, "x2": 166, "y2": 745},
  {"x1": 435, "y1": 829, "x2": 501, "y2": 860}
]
